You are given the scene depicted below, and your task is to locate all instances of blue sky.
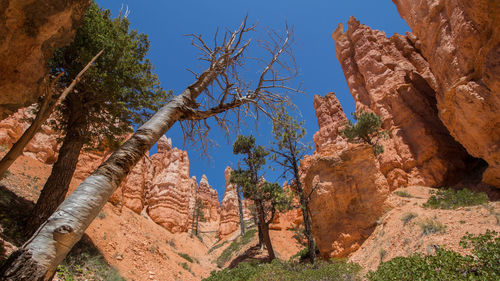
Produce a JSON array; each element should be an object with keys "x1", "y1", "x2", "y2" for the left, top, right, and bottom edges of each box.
[{"x1": 95, "y1": 0, "x2": 410, "y2": 201}]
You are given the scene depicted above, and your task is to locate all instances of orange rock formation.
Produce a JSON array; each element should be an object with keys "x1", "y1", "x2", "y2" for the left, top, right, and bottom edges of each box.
[
  {"x1": 301, "y1": 94, "x2": 390, "y2": 258},
  {"x1": 393, "y1": 0, "x2": 500, "y2": 187},
  {"x1": 0, "y1": 0, "x2": 89, "y2": 120},
  {"x1": 333, "y1": 17, "x2": 472, "y2": 189},
  {"x1": 218, "y1": 167, "x2": 242, "y2": 238},
  {"x1": 0, "y1": 107, "x2": 59, "y2": 164}
]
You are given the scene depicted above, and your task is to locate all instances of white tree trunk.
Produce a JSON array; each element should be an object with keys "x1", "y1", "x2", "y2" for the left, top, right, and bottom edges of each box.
[{"x1": 0, "y1": 73, "x2": 216, "y2": 280}]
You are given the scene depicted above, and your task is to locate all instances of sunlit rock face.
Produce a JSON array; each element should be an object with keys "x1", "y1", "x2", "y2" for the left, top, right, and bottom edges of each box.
[
  {"x1": 302, "y1": 92, "x2": 390, "y2": 258},
  {"x1": 197, "y1": 174, "x2": 220, "y2": 222},
  {"x1": 145, "y1": 136, "x2": 198, "y2": 233},
  {"x1": 393, "y1": 0, "x2": 500, "y2": 187},
  {"x1": 312, "y1": 93, "x2": 349, "y2": 153},
  {"x1": 333, "y1": 17, "x2": 472, "y2": 189},
  {"x1": 300, "y1": 144, "x2": 390, "y2": 258},
  {"x1": 218, "y1": 167, "x2": 240, "y2": 239},
  {"x1": 0, "y1": 0, "x2": 89, "y2": 120},
  {"x1": 217, "y1": 166, "x2": 256, "y2": 239},
  {"x1": 303, "y1": 9, "x2": 499, "y2": 258},
  {"x1": 0, "y1": 107, "x2": 59, "y2": 164}
]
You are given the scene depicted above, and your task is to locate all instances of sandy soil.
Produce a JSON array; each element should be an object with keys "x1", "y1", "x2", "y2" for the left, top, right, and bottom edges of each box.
[{"x1": 349, "y1": 185, "x2": 500, "y2": 273}]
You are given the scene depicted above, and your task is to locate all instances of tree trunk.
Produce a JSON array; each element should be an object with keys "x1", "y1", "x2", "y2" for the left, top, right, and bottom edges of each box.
[
  {"x1": 256, "y1": 200, "x2": 275, "y2": 260},
  {"x1": 236, "y1": 185, "x2": 245, "y2": 236},
  {"x1": 300, "y1": 195, "x2": 315, "y2": 262},
  {"x1": 0, "y1": 58, "x2": 226, "y2": 280},
  {"x1": 0, "y1": 94, "x2": 52, "y2": 179},
  {"x1": 257, "y1": 215, "x2": 264, "y2": 250},
  {"x1": 26, "y1": 96, "x2": 87, "y2": 235}
]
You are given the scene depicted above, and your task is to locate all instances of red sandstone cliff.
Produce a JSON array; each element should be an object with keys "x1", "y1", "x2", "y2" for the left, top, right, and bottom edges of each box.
[
  {"x1": 333, "y1": 17, "x2": 472, "y2": 189},
  {"x1": 303, "y1": 3, "x2": 500, "y2": 257},
  {"x1": 0, "y1": 0, "x2": 89, "y2": 120},
  {"x1": 301, "y1": 93, "x2": 390, "y2": 258},
  {"x1": 393, "y1": 0, "x2": 500, "y2": 187}
]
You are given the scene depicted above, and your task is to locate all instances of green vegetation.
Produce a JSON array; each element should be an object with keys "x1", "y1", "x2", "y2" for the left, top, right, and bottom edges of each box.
[
  {"x1": 26, "y1": 0, "x2": 171, "y2": 233},
  {"x1": 56, "y1": 236, "x2": 124, "y2": 281},
  {"x1": 269, "y1": 107, "x2": 316, "y2": 262},
  {"x1": 340, "y1": 111, "x2": 388, "y2": 156},
  {"x1": 423, "y1": 188, "x2": 489, "y2": 210},
  {"x1": 418, "y1": 218, "x2": 446, "y2": 236},
  {"x1": 394, "y1": 190, "x2": 412, "y2": 198},
  {"x1": 208, "y1": 240, "x2": 229, "y2": 254},
  {"x1": 367, "y1": 230, "x2": 500, "y2": 281},
  {"x1": 97, "y1": 211, "x2": 106, "y2": 219},
  {"x1": 231, "y1": 135, "x2": 291, "y2": 260},
  {"x1": 401, "y1": 212, "x2": 418, "y2": 226},
  {"x1": 180, "y1": 262, "x2": 190, "y2": 271},
  {"x1": 205, "y1": 259, "x2": 362, "y2": 281},
  {"x1": 178, "y1": 253, "x2": 194, "y2": 263},
  {"x1": 216, "y1": 228, "x2": 257, "y2": 268},
  {"x1": 167, "y1": 239, "x2": 176, "y2": 248}
]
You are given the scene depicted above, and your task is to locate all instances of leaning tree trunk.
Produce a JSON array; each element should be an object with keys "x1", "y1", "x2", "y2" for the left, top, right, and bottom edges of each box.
[
  {"x1": 26, "y1": 97, "x2": 87, "y2": 235},
  {"x1": 237, "y1": 185, "x2": 245, "y2": 236},
  {"x1": 0, "y1": 92, "x2": 52, "y2": 179},
  {"x1": 256, "y1": 200, "x2": 275, "y2": 260},
  {"x1": 0, "y1": 62, "x2": 223, "y2": 280},
  {"x1": 0, "y1": 51, "x2": 101, "y2": 180}
]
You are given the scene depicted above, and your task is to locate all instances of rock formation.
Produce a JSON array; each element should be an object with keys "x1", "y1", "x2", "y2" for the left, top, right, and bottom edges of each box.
[
  {"x1": 197, "y1": 175, "x2": 220, "y2": 222},
  {"x1": 0, "y1": 107, "x2": 59, "y2": 163},
  {"x1": 146, "y1": 136, "x2": 198, "y2": 233},
  {"x1": 218, "y1": 167, "x2": 241, "y2": 238},
  {"x1": 393, "y1": 0, "x2": 500, "y2": 187},
  {"x1": 301, "y1": 144, "x2": 389, "y2": 258},
  {"x1": 0, "y1": 0, "x2": 89, "y2": 120},
  {"x1": 333, "y1": 17, "x2": 472, "y2": 188},
  {"x1": 301, "y1": 94, "x2": 390, "y2": 258}
]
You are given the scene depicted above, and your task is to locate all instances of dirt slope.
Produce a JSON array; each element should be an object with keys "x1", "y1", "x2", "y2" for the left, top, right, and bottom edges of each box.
[{"x1": 349, "y1": 185, "x2": 500, "y2": 273}]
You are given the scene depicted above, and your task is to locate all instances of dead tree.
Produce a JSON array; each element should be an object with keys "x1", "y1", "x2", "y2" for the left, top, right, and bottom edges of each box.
[{"x1": 0, "y1": 17, "x2": 299, "y2": 280}]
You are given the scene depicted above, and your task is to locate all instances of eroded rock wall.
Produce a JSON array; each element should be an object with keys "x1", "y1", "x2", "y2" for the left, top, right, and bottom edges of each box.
[
  {"x1": 218, "y1": 167, "x2": 241, "y2": 238},
  {"x1": 393, "y1": 0, "x2": 500, "y2": 187},
  {"x1": 0, "y1": 106, "x2": 59, "y2": 163},
  {"x1": 0, "y1": 0, "x2": 89, "y2": 120},
  {"x1": 301, "y1": 144, "x2": 390, "y2": 258},
  {"x1": 333, "y1": 17, "x2": 472, "y2": 188},
  {"x1": 197, "y1": 175, "x2": 220, "y2": 222}
]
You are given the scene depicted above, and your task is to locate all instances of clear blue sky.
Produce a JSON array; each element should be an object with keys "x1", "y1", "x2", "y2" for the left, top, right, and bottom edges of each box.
[{"x1": 95, "y1": 0, "x2": 410, "y2": 201}]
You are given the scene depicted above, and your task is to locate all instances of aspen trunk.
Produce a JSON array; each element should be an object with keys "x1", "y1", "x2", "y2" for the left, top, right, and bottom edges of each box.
[{"x1": 0, "y1": 63, "x2": 221, "y2": 280}]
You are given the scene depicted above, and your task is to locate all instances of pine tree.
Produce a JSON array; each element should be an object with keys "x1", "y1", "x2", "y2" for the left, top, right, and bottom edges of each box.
[
  {"x1": 26, "y1": 1, "x2": 170, "y2": 234},
  {"x1": 341, "y1": 111, "x2": 388, "y2": 155},
  {"x1": 230, "y1": 135, "x2": 290, "y2": 260},
  {"x1": 269, "y1": 107, "x2": 316, "y2": 262}
]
